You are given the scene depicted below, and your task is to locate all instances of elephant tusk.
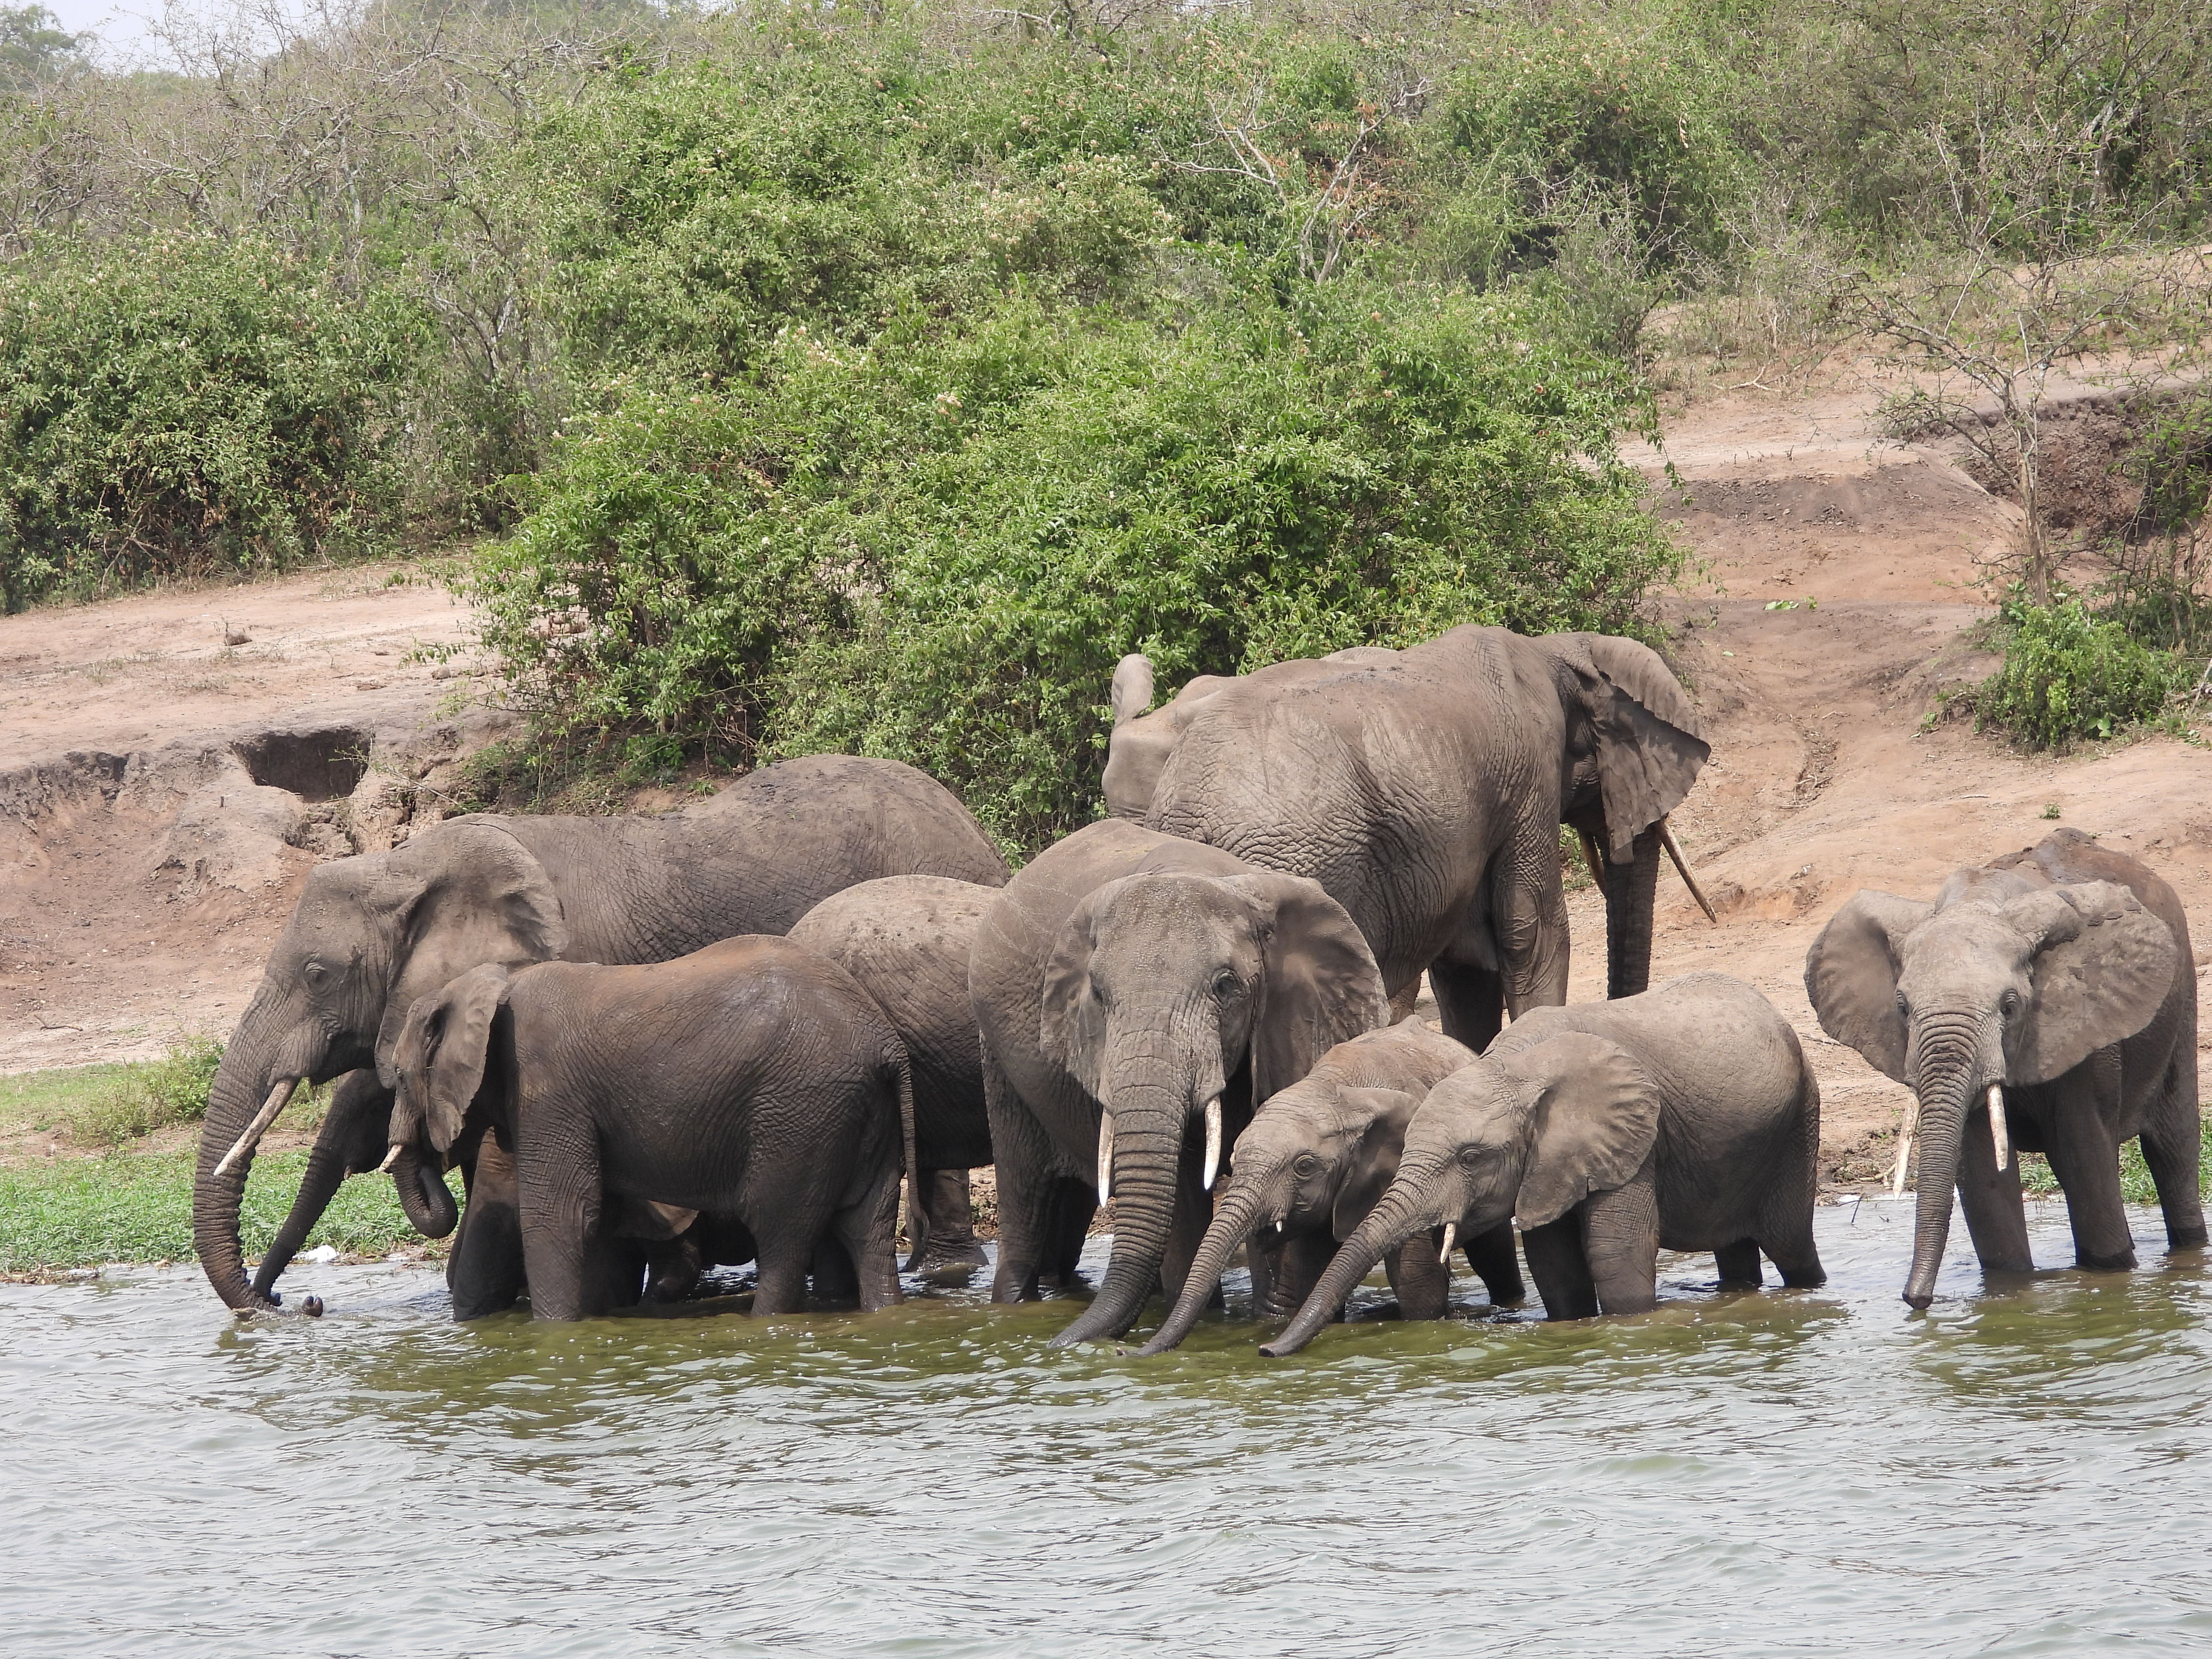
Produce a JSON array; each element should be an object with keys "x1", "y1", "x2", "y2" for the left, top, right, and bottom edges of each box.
[
  {"x1": 1096, "y1": 1112, "x2": 1116, "y2": 1200},
  {"x1": 1202, "y1": 1097, "x2": 1222, "y2": 1192},
  {"x1": 1890, "y1": 1099, "x2": 1920, "y2": 1197},
  {"x1": 379, "y1": 1142, "x2": 406, "y2": 1174},
  {"x1": 1987, "y1": 1084, "x2": 2010, "y2": 1171},
  {"x1": 1575, "y1": 828, "x2": 1608, "y2": 897},
  {"x1": 213, "y1": 1078, "x2": 299, "y2": 1179},
  {"x1": 1659, "y1": 817, "x2": 1720, "y2": 925},
  {"x1": 1439, "y1": 1222, "x2": 1457, "y2": 1268}
]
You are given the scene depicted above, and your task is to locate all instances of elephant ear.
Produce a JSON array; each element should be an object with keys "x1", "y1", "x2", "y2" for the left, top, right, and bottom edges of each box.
[
  {"x1": 1039, "y1": 884, "x2": 1117, "y2": 1103},
  {"x1": 1493, "y1": 1033, "x2": 1659, "y2": 1230},
  {"x1": 1331, "y1": 1087, "x2": 1420, "y2": 1241},
  {"x1": 1225, "y1": 871, "x2": 1390, "y2": 1105},
  {"x1": 1557, "y1": 634, "x2": 1711, "y2": 862},
  {"x1": 1804, "y1": 890, "x2": 1935, "y2": 1084},
  {"x1": 389, "y1": 963, "x2": 512, "y2": 1155},
  {"x1": 2006, "y1": 881, "x2": 2178, "y2": 1084},
  {"x1": 1109, "y1": 654, "x2": 1155, "y2": 725},
  {"x1": 371, "y1": 820, "x2": 566, "y2": 1088}
]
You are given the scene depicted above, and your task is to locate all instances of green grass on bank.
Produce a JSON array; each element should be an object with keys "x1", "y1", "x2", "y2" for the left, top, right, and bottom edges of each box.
[
  {"x1": 0, "y1": 1149, "x2": 460, "y2": 1274},
  {"x1": 2018, "y1": 1121, "x2": 2212, "y2": 1208}
]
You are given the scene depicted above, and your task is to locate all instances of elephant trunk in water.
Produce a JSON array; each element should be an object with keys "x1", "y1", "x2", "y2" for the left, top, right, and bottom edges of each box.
[
  {"x1": 1902, "y1": 1014, "x2": 1985, "y2": 1309},
  {"x1": 1049, "y1": 1082, "x2": 1190, "y2": 1348},
  {"x1": 1140, "y1": 1177, "x2": 1278, "y2": 1355},
  {"x1": 193, "y1": 983, "x2": 330, "y2": 1314},
  {"x1": 1261, "y1": 1169, "x2": 1448, "y2": 1358},
  {"x1": 1603, "y1": 824, "x2": 1664, "y2": 1000}
]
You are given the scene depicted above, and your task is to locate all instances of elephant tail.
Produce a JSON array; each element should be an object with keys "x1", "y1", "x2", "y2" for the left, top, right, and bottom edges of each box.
[{"x1": 892, "y1": 1039, "x2": 918, "y2": 1243}]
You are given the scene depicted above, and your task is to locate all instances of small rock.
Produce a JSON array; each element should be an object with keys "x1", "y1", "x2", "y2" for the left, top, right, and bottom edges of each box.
[
  {"x1": 304, "y1": 1244, "x2": 339, "y2": 1264},
  {"x1": 225, "y1": 629, "x2": 251, "y2": 646}
]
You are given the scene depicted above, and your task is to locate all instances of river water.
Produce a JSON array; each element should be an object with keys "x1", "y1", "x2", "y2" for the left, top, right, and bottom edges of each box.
[{"x1": 4, "y1": 1197, "x2": 2210, "y2": 1657}]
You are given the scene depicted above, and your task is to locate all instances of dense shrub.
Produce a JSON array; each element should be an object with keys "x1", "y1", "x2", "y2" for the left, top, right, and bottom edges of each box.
[
  {"x1": 0, "y1": 237, "x2": 422, "y2": 610},
  {"x1": 1974, "y1": 588, "x2": 2182, "y2": 746}
]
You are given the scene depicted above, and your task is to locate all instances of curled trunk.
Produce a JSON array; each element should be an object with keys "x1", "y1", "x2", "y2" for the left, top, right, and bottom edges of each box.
[
  {"x1": 1140, "y1": 1182, "x2": 1270, "y2": 1355},
  {"x1": 392, "y1": 1146, "x2": 459, "y2": 1238},
  {"x1": 1049, "y1": 1109, "x2": 1182, "y2": 1347},
  {"x1": 1262, "y1": 1180, "x2": 1432, "y2": 1358}
]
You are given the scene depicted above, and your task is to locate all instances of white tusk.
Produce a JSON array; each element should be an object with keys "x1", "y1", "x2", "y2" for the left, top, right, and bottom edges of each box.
[
  {"x1": 379, "y1": 1142, "x2": 406, "y2": 1174},
  {"x1": 1202, "y1": 1097, "x2": 1222, "y2": 1192},
  {"x1": 1438, "y1": 1222, "x2": 1457, "y2": 1268},
  {"x1": 1890, "y1": 1100, "x2": 1920, "y2": 1198},
  {"x1": 1096, "y1": 1112, "x2": 1115, "y2": 1200},
  {"x1": 1987, "y1": 1084, "x2": 2010, "y2": 1171},
  {"x1": 213, "y1": 1078, "x2": 298, "y2": 1179}
]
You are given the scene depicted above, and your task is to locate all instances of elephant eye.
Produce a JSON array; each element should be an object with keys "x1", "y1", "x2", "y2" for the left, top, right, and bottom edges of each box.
[
  {"x1": 1212, "y1": 971, "x2": 1240, "y2": 998},
  {"x1": 303, "y1": 962, "x2": 328, "y2": 986},
  {"x1": 2000, "y1": 990, "x2": 2022, "y2": 1018},
  {"x1": 1457, "y1": 1146, "x2": 1485, "y2": 1169},
  {"x1": 1293, "y1": 1154, "x2": 1322, "y2": 1178},
  {"x1": 1895, "y1": 992, "x2": 1909, "y2": 1018}
]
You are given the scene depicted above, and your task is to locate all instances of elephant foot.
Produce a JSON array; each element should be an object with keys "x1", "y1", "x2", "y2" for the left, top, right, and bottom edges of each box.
[
  {"x1": 2166, "y1": 1226, "x2": 2208, "y2": 1250},
  {"x1": 2077, "y1": 1247, "x2": 2139, "y2": 1272},
  {"x1": 908, "y1": 1247, "x2": 987, "y2": 1285}
]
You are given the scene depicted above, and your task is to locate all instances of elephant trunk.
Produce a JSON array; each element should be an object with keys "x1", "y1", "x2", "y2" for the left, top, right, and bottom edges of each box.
[
  {"x1": 194, "y1": 986, "x2": 324, "y2": 1313},
  {"x1": 250, "y1": 1131, "x2": 353, "y2": 1300},
  {"x1": 1902, "y1": 1022, "x2": 1981, "y2": 1309},
  {"x1": 391, "y1": 1145, "x2": 459, "y2": 1239},
  {"x1": 1604, "y1": 823, "x2": 1663, "y2": 1000},
  {"x1": 1049, "y1": 1096, "x2": 1186, "y2": 1348},
  {"x1": 1262, "y1": 1174, "x2": 1439, "y2": 1358},
  {"x1": 1140, "y1": 1177, "x2": 1275, "y2": 1355}
]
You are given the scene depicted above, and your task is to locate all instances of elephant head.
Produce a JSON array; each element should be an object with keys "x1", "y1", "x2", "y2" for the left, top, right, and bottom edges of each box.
[
  {"x1": 1806, "y1": 873, "x2": 2176, "y2": 1307},
  {"x1": 192, "y1": 821, "x2": 565, "y2": 1313},
  {"x1": 387, "y1": 962, "x2": 516, "y2": 1167},
  {"x1": 1040, "y1": 867, "x2": 1388, "y2": 1346},
  {"x1": 1262, "y1": 1031, "x2": 1655, "y2": 1355},
  {"x1": 1140, "y1": 1019, "x2": 1472, "y2": 1353},
  {"x1": 1099, "y1": 655, "x2": 1239, "y2": 821}
]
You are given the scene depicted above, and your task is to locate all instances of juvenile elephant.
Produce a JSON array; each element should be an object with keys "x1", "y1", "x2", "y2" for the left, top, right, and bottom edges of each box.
[
  {"x1": 1141, "y1": 1017, "x2": 1526, "y2": 1354},
  {"x1": 790, "y1": 875, "x2": 998, "y2": 1276},
  {"x1": 193, "y1": 753, "x2": 1007, "y2": 1315},
  {"x1": 971, "y1": 818, "x2": 1390, "y2": 1346},
  {"x1": 1805, "y1": 829, "x2": 2201, "y2": 1308},
  {"x1": 1120, "y1": 626, "x2": 1710, "y2": 1052},
  {"x1": 1262, "y1": 974, "x2": 1825, "y2": 1355},
  {"x1": 389, "y1": 939, "x2": 912, "y2": 1321}
]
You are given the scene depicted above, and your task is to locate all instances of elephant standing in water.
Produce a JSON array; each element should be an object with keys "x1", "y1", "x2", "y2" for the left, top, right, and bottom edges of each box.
[
  {"x1": 388, "y1": 941, "x2": 910, "y2": 1321},
  {"x1": 1140, "y1": 1017, "x2": 1524, "y2": 1354},
  {"x1": 193, "y1": 754, "x2": 1008, "y2": 1315},
  {"x1": 1263, "y1": 974, "x2": 1825, "y2": 1356},
  {"x1": 1109, "y1": 625, "x2": 1710, "y2": 1052},
  {"x1": 971, "y1": 819, "x2": 1389, "y2": 1346},
  {"x1": 1806, "y1": 829, "x2": 2201, "y2": 1308}
]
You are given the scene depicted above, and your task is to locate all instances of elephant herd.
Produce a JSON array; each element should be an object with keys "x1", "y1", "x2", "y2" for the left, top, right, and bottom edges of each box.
[{"x1": 190, "y1": 622, "x2": 2205, "y2": 1347}]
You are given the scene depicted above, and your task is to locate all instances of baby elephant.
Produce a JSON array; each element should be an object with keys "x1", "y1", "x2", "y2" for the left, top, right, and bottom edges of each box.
[
  {"x1": 389, "y1": 938, "x2": 912, "y2": 1321},
  {"x1": 1140, "y1": 1018, "x2": 1522, "y2": 1354},
  {"x1": 1262, "y1": 973, "x2": 1823, "y2": 1356}
]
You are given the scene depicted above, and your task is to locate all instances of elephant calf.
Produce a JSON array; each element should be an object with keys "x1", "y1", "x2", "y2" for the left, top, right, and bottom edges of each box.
[
  {"x1": 389, "y1": 938, "x2": 912, "y2": 1321},
  {"x1": 1263, "y1": 974, "x2": 1825, "y2": 1355},
  {"x1": 791, "y1": 875, "x2": 998, "y2": 1278},
  {"x1": 1141, "y1": 1017, "x2": 1525, "y2": 1353}
]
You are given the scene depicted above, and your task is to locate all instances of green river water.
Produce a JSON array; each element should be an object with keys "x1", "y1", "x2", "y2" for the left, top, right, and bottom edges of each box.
[{"x1": 3, "y1": 1196, "x2": 2209, "y2": 1656}]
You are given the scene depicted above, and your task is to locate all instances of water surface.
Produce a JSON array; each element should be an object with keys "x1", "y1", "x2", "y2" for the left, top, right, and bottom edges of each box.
[{"x1": 5, "y1": 1198, "x2": 2210, "y2": 1657}]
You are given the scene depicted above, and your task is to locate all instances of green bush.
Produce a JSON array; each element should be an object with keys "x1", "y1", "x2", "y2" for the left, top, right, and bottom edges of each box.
[
  {"x1": 1974, "y1": 588, "x2": 2183, "y2": 747},
  {"x1": 0, "y1": 237, "x2": 424, "y2": 611}
]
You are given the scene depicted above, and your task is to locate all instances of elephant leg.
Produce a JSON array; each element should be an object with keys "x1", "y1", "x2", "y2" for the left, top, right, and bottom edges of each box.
[
  {"x1": 1384, "y1": 1229, "x2": 1451, "y2": 1321},
  {"x1": 1040, "y1": 1176, "x2": 1096, "y2": 1287},
  {"x1": 751, "y1": 1235, "x2": 812, "y2": 1316},
  {"x1": 810, "y1": 1238, "x2": 862, "y2": 1308},
  {"x1": 1272, "y1": 1229, "x2": 1338, "y2": 1318},
  {"x1": 1954, "y1": 1101, "x2": 2036, "y2": 1276},
  {"x1": 2138, "y1": 1050, "x2": 2207, "y2": 1250},
  {"x1": 1493, "y1": 816, "x2": 1572, "y2": 1017},
  {"x1": 449, "y1": 1133, "x2": 526, "y2": 1321},
  {"x1": 580, "y1": 1237, "x2": 647, "y2": 1312},
  {"x1": 1385, "y1": 979, "x2": 1421, "y2": 1022},
  {"x1": 1461, "y1": 1220, "x2": 1525, "y2": 1305},
  {"x1": 907, "y1": 1168, "x2": 987, "y2": 1275},
  {"x1": 835, "y1": 1161, "x2": 905, "y2": 1314},
  {"x1": 1247, "y1": 1226, "x2": 1284, "y2": 1316},
  {"x1": 982, "y1": 1039, "x2": 1057, "y2": 1302},
  {"x1": 1580, "y1": 1178, "x2": 1660, "y2": 1316},
  {"x1": 252, "y1": 1070, "x2": 392, "y2": 1299},
  {"x1": 1155, "y1": 1132, "x2": 1214, "y2": 1312},
  {"x1": 1759, "y1": 1225, "x2": 1827, "y2": 1289},
  {"x1": 515, "y1": 1128, "x2": 599, "y2": 1322},
  {"x1": 645, "y1": 1233, "x2": 704, "y2": 1303},
  {"x1": 2039, "y1": 1086, "x2": 2136, "y2": 1271},
  {"x1": 1714, "y1": 1239, "x2": 1763, "y2": 1287},
  {"x1": 1519, "y1": 1215, "x2": 1598, "y2": 1321},
  {"x1": 1429, "y1": 959, "x2": 1504, "y2": 1055}
]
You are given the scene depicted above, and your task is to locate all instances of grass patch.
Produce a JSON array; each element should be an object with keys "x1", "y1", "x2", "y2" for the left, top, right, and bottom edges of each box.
[
  {"x1": 0, "y1": 1042, "x2": 338, "y2": 1155},
  {"x1": 2018, "y1": 1118, "x2": 2212, "y2": 1207},
  {"x1": 0, "y1": 1150, "x2": 460, "y2": 1273}
]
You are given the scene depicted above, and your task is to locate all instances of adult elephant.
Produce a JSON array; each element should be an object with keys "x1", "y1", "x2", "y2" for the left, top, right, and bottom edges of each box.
[
  {"x1": 1110, "y1": 626, "x2": 1709, "y2": 1046},
  {"x1": 1805, "y1": 829, "x2": 2201, "y2": 1308},
  {"x1": 971, "y1": 818, "x2": 1389, "y2": 1346},
  {"x1": 193, "y1": 754, "x2": 1009, "y2": 1316}
]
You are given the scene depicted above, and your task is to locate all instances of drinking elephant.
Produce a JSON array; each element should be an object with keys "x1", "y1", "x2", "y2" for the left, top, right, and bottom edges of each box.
[
  {"x1": 1141, "y1": 1017, "x2": 1525, "y2": 1354},
  {"x1": 1805, "y1": 829, "x2": 2201, "y2": 1309},
  {"x1": 194, "y1": 753, "x2": 1008, "y2": 1316},
  {"x1": 971, "y1": 818, "x2": 1389, "y2": 1346},
  {"x1": 1263, "y1": 973, "x2": 1825, "y2": 1355},
  {"x1": 388, "y1": 939, "x2": 912, "y2": 1321},
  {"x1": 790, "y1": 875, "x2": 998, "y2": 1277},
  {"x1": 1113, "y1": 625, "x2": 1710, "y2": 1052}
]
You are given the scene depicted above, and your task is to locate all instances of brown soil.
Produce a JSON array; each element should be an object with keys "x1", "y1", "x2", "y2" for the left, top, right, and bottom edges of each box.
[{"x1": 5, "y1": 373, "x2": 2209, "y2": 1193}]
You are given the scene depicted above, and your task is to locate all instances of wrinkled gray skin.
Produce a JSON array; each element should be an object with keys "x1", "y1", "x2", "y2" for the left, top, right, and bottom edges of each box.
[
  {"x1": 390, "y1": 938, "x2": 912, "y2": 1321},
  {"x1": 1142, "y1": 1018, "x2": 1527, "y2": 1354},
  {"x1": 193, "y1": 754, "x2": 1008, "y2": 1315},
  {"x1": 1806, "y1": 829, "x2": 2201, "y2": 1309},
  {"x1": 971, "y1": 819, "x2": 1389, "y2": 1346},
  {"x1": 790, "y1": 875, "x2": 998, "y2": 1278},
  {"x1": 1108, "y1": 626, "x2": 1708, "y2": 1051},
  {"x1": 1264, "y1": 973, "x2": 1825, "y2": 1356}
]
